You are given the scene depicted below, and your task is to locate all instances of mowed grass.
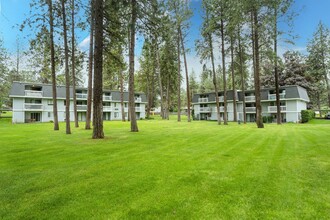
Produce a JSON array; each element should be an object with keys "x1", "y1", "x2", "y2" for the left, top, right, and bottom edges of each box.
[{"x1": 0, "y1": 117, "x2": 329, "y2": 219}]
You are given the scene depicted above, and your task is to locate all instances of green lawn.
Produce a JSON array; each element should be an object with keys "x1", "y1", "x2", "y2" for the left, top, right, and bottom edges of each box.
[{"x1": 0, "y1": 117, "x2": 329, "y2": 219}]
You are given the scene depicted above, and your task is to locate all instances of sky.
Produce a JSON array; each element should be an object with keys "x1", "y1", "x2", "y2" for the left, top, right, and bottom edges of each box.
[{"x1": 1, "y1": 0, "x2": 330, "y2": 81}]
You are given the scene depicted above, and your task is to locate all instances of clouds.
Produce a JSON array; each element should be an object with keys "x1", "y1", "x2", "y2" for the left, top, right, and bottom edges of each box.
[{"x1": 78, "y1": 36, "x2": 90, "y2": 51}]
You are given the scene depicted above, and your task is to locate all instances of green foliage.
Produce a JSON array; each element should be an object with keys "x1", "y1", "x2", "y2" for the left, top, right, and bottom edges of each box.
[
  {"x1": 301, "y1": 110, "x2": 315, "y2": 123},
  {"x1": 262, "y1": 115, "x2": 274, "y2": 123},
  {"x1": 0, "y1": 118, "x2": 329, "y2": 218}
]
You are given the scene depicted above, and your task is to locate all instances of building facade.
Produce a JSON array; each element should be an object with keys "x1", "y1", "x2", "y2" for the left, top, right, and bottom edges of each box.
[
  {"x1": 192, "y1": 85, "x2": 310, "y2": 123},
  {"x1": 10, "y1": 82, "x2": 147, "y2": 123}
]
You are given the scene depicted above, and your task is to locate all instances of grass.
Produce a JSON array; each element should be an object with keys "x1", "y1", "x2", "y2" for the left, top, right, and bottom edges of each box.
[
  {"x1": 0, "y1": 117, "x2": 329, "y2": 219},
  {"x1": 0, "y1": 111, "x2": 12, "y2": 118}
]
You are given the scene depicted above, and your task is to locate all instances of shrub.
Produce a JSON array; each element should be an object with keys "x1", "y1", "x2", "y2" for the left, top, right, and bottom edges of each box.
[
  {"x1": 301, "y1": 110, "x2": 314, "y2": 123},
  {"x1": 262, "y1": 116, "x2": 274, "y2": 123}
]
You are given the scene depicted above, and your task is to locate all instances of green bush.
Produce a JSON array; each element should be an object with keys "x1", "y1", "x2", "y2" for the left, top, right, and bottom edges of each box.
[
  {"x1": 301, "y1": 110, "x2": 314, "y2": 123},
  {"x1": 262, "y1": 116, "x2": 274, "y2": 123}
]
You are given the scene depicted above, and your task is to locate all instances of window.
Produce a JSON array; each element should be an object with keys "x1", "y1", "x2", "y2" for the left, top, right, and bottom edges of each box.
[
  {"x1": 114, "y1": 112, "x2": 119, "y2": 118},
  {"x1": 48, "y1": 112, "x2": 53, "y2": 118},
  {"x1": 47, "y1": 100, "x2": 53, "y2": 105}
]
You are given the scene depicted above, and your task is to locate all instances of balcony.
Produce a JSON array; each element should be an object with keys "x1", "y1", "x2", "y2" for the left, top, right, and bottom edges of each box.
[
  {"x1": 135, "y1": 107, "x2": 141, "y2": 112},
  {"x1": 245, "y1": 107, "x2": 256, "y2": 113},
  {"x1": 77, "y1": 105, "x2": 87, "y2": 111},
  {"x1": 214, "y1": 107, "x2": 224, "y2": 112},
  {"x1": 76, "y1": 93, "x2": 87, "y2": 99},
  {"x1": 268, "y1": 93, "x2": 285, "y2": 100},
  {"x1": 103, "y1": 106, "x2": 112, "y2": 111},
  {"x1": 245, "y1": 96, "x2": 255, "y2": 102},
  {"x1": 24, "y1": 103, "x2": 43, "y2": 110},
  {"x1": 25, "y1": 90, "x2": 43, "y2": 97},
  {"x1": 218, "y1": 96, "x2": 224, "y2": 102},
  {"x1": 103, "y1": 95, "x2": 112, "y2": 101},
  {"x1": 135, "y1": 97, "x2": 142, "y2": 102},
  {"x1": 198, "y1": 98, "x2": 209, "y2": 103},
  {"x1": 268, "y1": 106, "x2": 286, "y2": 112},
  {"x1": 199, "y1": 107, "x2": 211, "y2": 112}
]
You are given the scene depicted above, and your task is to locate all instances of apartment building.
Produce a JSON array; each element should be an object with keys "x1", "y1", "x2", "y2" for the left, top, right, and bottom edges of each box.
[
  {"x1": 192, "y1": 85, "x2": 310, "y2": 123},
  {"x1": 9, "y1": 82, "x2": 147, "y2": 123}
]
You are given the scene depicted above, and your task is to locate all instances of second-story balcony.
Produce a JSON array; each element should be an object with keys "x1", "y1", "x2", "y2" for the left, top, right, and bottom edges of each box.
[
  {"x1": 103, "y1": 106, "x2": 112, "y2": 111},
  {"x1": 76, "y1": 93, "x2": 87, "y2": 99},
  {"x1": 245, "y1": 96, "x2": 256, "y2": 102},
  {"x1": 268, "y1": 93, "x2": 285, "y2": 100},
  {"x1": 24, "y1": 103, "x2": 43, "y2": 110},
  {"x1": 218, "y1": 96, "x2": 224, "y2": 102},
  {"x1": 198, "y1": 97, "x2": 209, "y2": 103},
  {"x1": 77, "y1": 105, "x2": 87, "y2": 111},
  {"x1": 103, "y1": 95, "x2": 112, "y2": 101},
  {"x1": 25, "y1": 90, "x2": 43, "y2": 97},
  {"x1": 199, "y1": 107, "x2": 211, "y2": 112},
  {"x1": 268, "y1": 106, "x2": 287, "y2": 112},
  {"x1": 135, "y1": 97, "x2": 142, "y2": 102},
  {"x1": 245, "y1": 107, "x2": 256, "y2": 113},
  {"x1": 214, "y1": 106, "x2": 224, "y2": 112}
]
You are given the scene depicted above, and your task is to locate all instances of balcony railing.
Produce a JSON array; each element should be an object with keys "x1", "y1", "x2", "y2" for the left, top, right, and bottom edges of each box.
[
  {"x1": 268, "y1": 106, "x2": 286, "y2": 112},
  {"x1": 135, "y1": 97, "x2": 142, "y2": 102},
  {"x1": 218, "y1": 96, "x2": 224, "y2": 102},
  {"x1": 199, "y1": 107, "x2": 211, "y2": 112},
  {"x1": 76, "y1": 93, "x2": 88, "y2": 99},
  {"x1": 103, "y1": 106, "x2": 112, "y2": 111},
  {"x1": 214, "y1": 107, "x2": 224, "y2": 112},
  {"x1": 25, "y1": 90, "x2": 43, "y2": 97},
  {"x1": 135, "y1": 107, "x2": 141, "y2": 112},
  {"x1": 245, "y1": 96, "x2": 255, "y2": 102},
  {"x1": 103, "y1": 95, "x2": 112, "y2": 101},
  {"x1": 245, "y1": 107, "x2": 256, "y2": 113},
  {"x1": 77, "y1": 105, "x2": 87, "y2": 111},
  {"x1": 24, "y1": 103, "x2": 43, "y2": 110},
  {"x1": 268, "y1": 93, "x2": 285, "y2": 100},
  {"x1": 198, "y1": 98, "x2": 209, "y2": 103}
]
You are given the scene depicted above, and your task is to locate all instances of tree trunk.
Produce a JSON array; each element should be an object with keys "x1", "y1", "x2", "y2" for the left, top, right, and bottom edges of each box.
[
  {"x1": 129, "y1": 0, "x2": 138, "y2": 132},
  {"x1": 85, "y1": 0, "x2": 94, "y2": 130},
  {"x1": 238, "y1": 28, "x2": 246, "y2": 124},
  {"x1": 92, "y1": 0, "x2": 104, "y2": 138},
  {"x1": 47, "y1": 0, "x2": 59, "y2": 131},
  {"x1": 61, "y1": 0, "x2": 71, "y2": 134},
  {"x1": 230, "y1": 36, "x2": 237, "y2": 122},
  {"x1": 71, "y1": 0, "x2": 78, "y2": 128},
  {"x1": 220, "y1": 18, "x2": 228, "y2": 125},
  {"x1": 179, "y1": 28, "x2": 191, "y2": 122},
  {"x1": 209, "y1": 32, "x2": 221, "y2": 125},
  {"x1": 177, "y1": 25, "x2": 181, "y2": 122},
  {"x1": 156, "y1": 48, "x2": 164, "y2": 119},
  {"x1": 166, "y1": 76, "x2": 170, "y2": 120},
  {"x1": 274, "y1": 7, "x2": 281, "y2": 124},
  {"x1": 252, "y1": 9, "x2": 264, "y2": 128},
  {"x1": 120, "y1": 71, "x2": 125, "y2": 122}
]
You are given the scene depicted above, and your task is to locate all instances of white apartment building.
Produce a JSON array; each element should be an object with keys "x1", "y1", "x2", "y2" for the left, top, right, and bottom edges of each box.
[
  {"x1": 9, "y1": 82, "x2": 147, "y2": 123},
  {"x1": 192, "y1": 85, "x2": 310, "y2": 123}
]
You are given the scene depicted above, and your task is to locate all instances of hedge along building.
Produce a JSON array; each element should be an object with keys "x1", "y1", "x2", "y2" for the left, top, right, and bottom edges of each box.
[
  {"x1": 192, "y1": 85, "x2": 310, "y2": 123},
  {"x1": 9, "y1": 82, "x2": 147, "y2": 123}
]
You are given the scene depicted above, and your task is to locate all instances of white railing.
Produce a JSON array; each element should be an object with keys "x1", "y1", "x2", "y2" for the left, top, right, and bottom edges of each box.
[
  {"x1": 214, "y1": 107, "x2": 224, "y2": 112},
  {"x1": 198, "y1": 98, "x2": 209, "y2": 103},
  {"x1": 135, "y1": 97, "x2": 142, "y2": 102},
  {"x1": 76, "y1": 93, "x2": 87, "y2": 99},
  {"x1": 77, "y1": 105, "x2": 87, "y2": 111},
  {"x1": 245, "y1": 107, "x2": 256, "y2": 113},
  {"x1": 103, "y1": 95, "x2": 112, "y2": 101},
  {"x1": 218, "y1": 96, "x2": 224, "y2": 102},
  {"x1": 24, "y1": 103, "x2": 43, "y2": 110},
  {"x1": 245, "y1": 96, "x2": 255, "y2": 102},
  {"x1": 268, "y1": 106, "x2": 286, "y2": 112},
  {"x1": 135, "y1": 107, "x2": 141, "y2": 112},
  {"x1": 268, "y1": 93, "x2": 285, "y2": 100},
  {"x1": 25, "y1": 90, "x2": 43, "y2": 97},
  {"x1": 199, "y1": 107, "x2": 211, "y2": 112},
  {"x1": 103, "y1": 106, "x2": 112, "y2": 111}
]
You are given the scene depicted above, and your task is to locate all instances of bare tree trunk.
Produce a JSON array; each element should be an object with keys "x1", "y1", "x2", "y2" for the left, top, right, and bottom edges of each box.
[
  {"x1": 85, "y1": 0, "x2": 94, "y2": 130},
  {"x1": 47, "y1": 0, "x2": 59, "y2": 130},
  {"x1": 238, "y1": 28, "x2": 246, "y2": 124},
  {"x1": 61, "y1": 0, "x2": 71, "y2": 134},
  {"x1": 209, "y1": 33, "x2": 221, "y2": 125},
  {"x1": 156, "y1": 48, "x2": 164, "y2": 119},
  {"x1": 230, "y1": 36, "x2": 237, "y2": 122},
  {"x1": 274, "y1": 7, "x2": 281, "y2": 124},
  {"x1": 177, "y1": 26, "x2": 181, "y2": 122},
  {"x1": 252, "y1": 9, "x2": 264, "y2": 128},
  {"x1": 220, "y1": 18, "x2": 228, "y2": 125},
  {"x1": 129, "y1": 0, "x2": 138, "y2": 132},
  {"x1": 92, "y1": 0, "x2": 104, "y2": 138},
  {"x1": 166, "y1": 76, "x2": 170, "y2": 120},
  {"x1": 120, "y1": 71, "x2": 125, "y2": 122},
  {"x1": 71, "y1": 0, "x2": 78, "y2": 128}
]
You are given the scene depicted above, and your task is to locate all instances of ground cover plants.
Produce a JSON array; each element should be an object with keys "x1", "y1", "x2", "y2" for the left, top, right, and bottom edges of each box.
[{"x1": 0, "y1": 117, "x2": 329, "y2": 219}]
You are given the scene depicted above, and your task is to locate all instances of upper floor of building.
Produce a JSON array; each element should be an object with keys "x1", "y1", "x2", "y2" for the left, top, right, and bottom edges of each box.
[
  {"x1": 9, "y1": 82, "x2": 147, "y2": 103},
  {"x1": 192, "y1": 85, "x2": 310, "y2": 104}
]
